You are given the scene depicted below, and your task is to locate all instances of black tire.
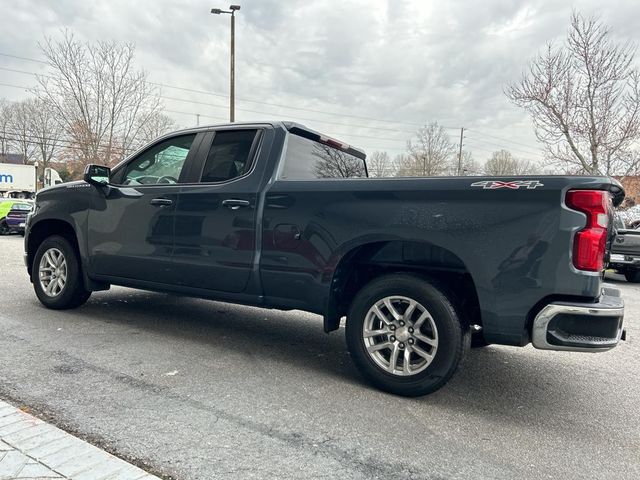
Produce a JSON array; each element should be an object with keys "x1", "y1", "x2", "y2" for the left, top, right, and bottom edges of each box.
[
  {"x1": 624, "y1": 270, "x2": 640, "y2": 283},
  {"x1": 346, "y1": 274, "x2": 470, "y2": 397},
  {"x1": 0, "y1": 219, "x2": 9, "y2": 235},
  {"x1": 32, "y1": 235, "x2": 91, "y2": 309}
]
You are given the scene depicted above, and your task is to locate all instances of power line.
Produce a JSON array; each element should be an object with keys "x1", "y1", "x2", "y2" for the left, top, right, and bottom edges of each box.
[
  {"x1": 0, "y1": 53, "x2": 47, "y2": 64},
  {"x1": 0, "y1": 67, "x2": 418, "y2": 139},
  {"x1": 1, "y1": 130, "x2": 139, "y2": 155},
  {"x1": 0, "y1": 81, "x2": 31, "y2": 91},
  {"x1": 463, "y1": 141, "x2": 541, "y2": 163},
  {"x1": 464, "y1": 138, "x2": 542, "y2": 159},
  {"x1": 2, "y1": 129, "x2": 128, "y2": 149},
  {"x1": 159, "y1": 94, "x2": 416, "y2": 135},
  {"x1": 465, "y1": 135, "x2": 542, "y2": 155},
  {"x1": 0, "y1": 52, "x2": 458, "y2": 130},
  {"x1": 0, "y1": 77, "x2": 412, "y2": 144},
  {"x1": 0, "y1": 53, "x2": 546, "y2": 159},
  {"x1": 466, "y1": 128, "x2": 543, "y2": 151}
]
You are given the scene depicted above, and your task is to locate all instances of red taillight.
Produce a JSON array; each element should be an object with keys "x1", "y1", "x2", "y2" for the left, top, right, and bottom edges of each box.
[{"x1": 566, "y1": 190, "x2": 610, "y2": 272}]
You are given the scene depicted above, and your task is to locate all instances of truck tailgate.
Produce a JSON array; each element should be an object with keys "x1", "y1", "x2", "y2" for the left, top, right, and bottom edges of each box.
[{"x1": 613, "y1": 229, "x2": 640, "y2": 256}]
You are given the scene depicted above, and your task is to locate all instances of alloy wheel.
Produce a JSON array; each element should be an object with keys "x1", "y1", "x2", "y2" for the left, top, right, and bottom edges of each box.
[
  {"x1": 38, "y1": 248, "x2": 68, "y2": 297},
  {"x1": 362, "y1": 296, "x2": 439, "y2": 376}
]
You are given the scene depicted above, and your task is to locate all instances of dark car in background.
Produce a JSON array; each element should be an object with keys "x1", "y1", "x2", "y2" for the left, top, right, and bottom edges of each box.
[
  {"x1": 5, "y1": 201, "x2": 33, "y2": 235},
  {"x1": 1, "y1": 199, "x2": 25, "y2": 235}
]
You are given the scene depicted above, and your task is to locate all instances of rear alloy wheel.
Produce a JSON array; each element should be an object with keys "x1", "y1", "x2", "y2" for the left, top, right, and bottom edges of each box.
[
  {"x1": 346, "y1": 274, "x2": 469, "y2": 396},
  {"x1": 362, "y1": 296, "x2": 439, "y2": 376},
  {"x1": 32, "y1": 235, "x2": 91, "y2": 309}
]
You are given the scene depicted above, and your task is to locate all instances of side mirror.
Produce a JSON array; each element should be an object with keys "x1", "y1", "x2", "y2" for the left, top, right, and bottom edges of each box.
[{"x1": 83, "y1": 164, "x2": 111, "y2": 186}]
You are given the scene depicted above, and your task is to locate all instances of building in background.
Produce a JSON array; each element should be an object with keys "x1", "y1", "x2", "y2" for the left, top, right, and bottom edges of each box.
[{"x1": 614, "y1": 176, "x2": 640, "y2": 208}]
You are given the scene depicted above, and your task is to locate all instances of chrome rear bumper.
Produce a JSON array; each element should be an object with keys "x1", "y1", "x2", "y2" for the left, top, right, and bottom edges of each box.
[{"x1": 532, "y1": 287, "x2": 624, "y2": 352}]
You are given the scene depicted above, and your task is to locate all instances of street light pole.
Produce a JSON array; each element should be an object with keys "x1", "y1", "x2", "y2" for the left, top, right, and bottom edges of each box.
[{"x1": 211, "y1": 5, "x2": 241, "y2": 123}]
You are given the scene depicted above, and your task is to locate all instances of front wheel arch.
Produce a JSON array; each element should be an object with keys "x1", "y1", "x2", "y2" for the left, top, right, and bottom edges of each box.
[{"x1": 27, "y1": 219, "x2": 79, "y2": 278}]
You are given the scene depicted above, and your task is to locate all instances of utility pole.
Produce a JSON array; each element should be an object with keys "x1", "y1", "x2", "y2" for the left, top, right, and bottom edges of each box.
[
  {"x1": 211, "y1": 5, "x2": 241, "y2": 123},
  {"x1": 457, "y1": 127, "x2": 465, "y2": 175},
  {"x1": 230, "y1": 8, "x2": 236, "y2": 122}
]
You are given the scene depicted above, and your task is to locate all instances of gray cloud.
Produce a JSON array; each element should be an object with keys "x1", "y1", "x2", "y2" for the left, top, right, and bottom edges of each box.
[{"x1": 0, "y1": 0, "x2": 639, "y2": 164}]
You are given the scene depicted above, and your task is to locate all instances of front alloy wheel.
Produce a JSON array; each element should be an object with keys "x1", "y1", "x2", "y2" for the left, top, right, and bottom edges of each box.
[
  {"x1": 38, "y1": 247, "x2": 68, "y2": 297},
  {"x1": 32, "y1": 235, "x2": 91, "y2": 309}
]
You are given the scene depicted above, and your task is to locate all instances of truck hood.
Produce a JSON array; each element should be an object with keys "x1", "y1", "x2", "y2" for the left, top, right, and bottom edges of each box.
[{"x1": 35, "y1": 180, "x2": 88, "y2": 198}]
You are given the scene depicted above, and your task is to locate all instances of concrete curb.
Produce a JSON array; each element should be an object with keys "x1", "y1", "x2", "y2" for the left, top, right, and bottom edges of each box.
[{"x1": 0, "y1": 400, "x2": 160, "y2": 480}]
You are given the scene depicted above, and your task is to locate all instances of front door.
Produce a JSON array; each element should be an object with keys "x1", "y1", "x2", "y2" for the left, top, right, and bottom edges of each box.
[
  {"x1": 87, "y1": 132, "x2": 202, "y2": 285},
  {"x1": 172, "y1": 128, "x2": 262, "y2": 293}
]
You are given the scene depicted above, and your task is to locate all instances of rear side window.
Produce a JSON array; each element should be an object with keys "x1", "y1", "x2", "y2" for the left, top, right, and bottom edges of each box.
[
  {"x1": 200, "y1": 130, "x2": 258, "y2": 183},
  {"x1": 280, "y1": 133, "x2": 367, "y2": 180}
]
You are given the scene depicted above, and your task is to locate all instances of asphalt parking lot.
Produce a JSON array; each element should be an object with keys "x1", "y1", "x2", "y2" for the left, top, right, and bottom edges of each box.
[{"x1": 0, "y1": 234, "x2": 638, "y2": 480}]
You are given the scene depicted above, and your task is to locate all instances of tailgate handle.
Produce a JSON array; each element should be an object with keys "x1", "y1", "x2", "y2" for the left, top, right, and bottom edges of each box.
[
  {"x1": 150, "y1": 198, "x2": 173, "y2": 207},
  {"x1": 222, "y1": 199, "x2": 250, "y2": 210}
]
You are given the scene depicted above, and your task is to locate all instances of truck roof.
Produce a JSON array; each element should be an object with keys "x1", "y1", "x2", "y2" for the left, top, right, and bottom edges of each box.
[{"x1": 167, "y1": 121, "x2": 366, "y2": 160}]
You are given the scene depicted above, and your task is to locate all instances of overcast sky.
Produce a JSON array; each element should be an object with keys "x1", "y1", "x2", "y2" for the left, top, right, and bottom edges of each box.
[{"x1": 1, "y1": 0, "x2": 639, "y2": 167}]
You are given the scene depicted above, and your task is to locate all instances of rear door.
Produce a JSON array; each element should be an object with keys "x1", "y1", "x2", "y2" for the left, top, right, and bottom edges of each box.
[
  {"x1": 87, "y1": 132, "x2": 203, "y2": 285},
  {"x1": 172, "y1": 128, "x2": 263, "y2": 293}
]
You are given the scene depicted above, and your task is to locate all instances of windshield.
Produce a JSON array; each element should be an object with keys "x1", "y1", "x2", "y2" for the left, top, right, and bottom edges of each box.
[{"x1": 11, "y1": 203, "x2": 32, "y2": 211}]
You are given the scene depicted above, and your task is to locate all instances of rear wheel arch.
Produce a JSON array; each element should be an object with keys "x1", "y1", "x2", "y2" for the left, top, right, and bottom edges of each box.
[{"x1": 324, "y1": 240, "x2": 482, "y2": 334}]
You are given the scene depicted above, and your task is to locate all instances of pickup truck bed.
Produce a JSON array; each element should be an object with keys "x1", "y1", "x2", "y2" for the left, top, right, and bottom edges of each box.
[{"x1": 24, "y1": 121, "x2": 626, "y2": 396}]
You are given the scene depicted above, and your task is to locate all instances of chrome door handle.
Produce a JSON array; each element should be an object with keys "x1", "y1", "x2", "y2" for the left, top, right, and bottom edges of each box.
[
  {"x1": 150, "y1": 198, "x2": 173, "y2": 207},
  {"x1": 222, "y1": 199, "x2": 250, "y2": 210}
]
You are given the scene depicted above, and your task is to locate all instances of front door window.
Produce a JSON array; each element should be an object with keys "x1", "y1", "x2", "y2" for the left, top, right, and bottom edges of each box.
[{"x1": 122, "y1": 134, "x2": 196, "y2": 185}]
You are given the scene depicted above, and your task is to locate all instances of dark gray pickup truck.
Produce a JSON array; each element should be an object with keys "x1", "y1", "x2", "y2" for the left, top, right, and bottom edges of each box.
[
  {"x1": 24, "y1": 121, "x2": 626, "y2": 396},
  {"x1": 611, "y1": 215, "x2": 640, "y2": 283}
]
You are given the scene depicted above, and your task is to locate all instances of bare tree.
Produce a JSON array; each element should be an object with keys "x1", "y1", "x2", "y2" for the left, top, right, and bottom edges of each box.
[
  {"x1": 0, "y1": 99, "x2": 12, "y2": 156},
  {"x1": 397, "y1": 122, "x2": 455, "y2": 176},
  {"x1": 6, "y1": 100, "x2": 37, "y2": 164},
  {"x1": 507, "y1": 12, "x2": 640, "y2": 175},
  {"x1": 131, "y1": 112, "x2": 176, "y2": 150},
  {"x1": 27, "y1": 98, "x2": 62, "y2": 169},
  {"x1": 311, "y1": 144, "x2": 366, "y2": 178},
  {"x1": 35, "y1": 30, "x2": 162, "y2": 166},
  {"x1": 367, "y1": 151, "x2": 394, "y2": 177},
  {"x1": 449, "y1": 151, "x2": 481, "y2": 175},
  {"x1": 484, "y1": 149, "x2": 536, "y2": 175}
]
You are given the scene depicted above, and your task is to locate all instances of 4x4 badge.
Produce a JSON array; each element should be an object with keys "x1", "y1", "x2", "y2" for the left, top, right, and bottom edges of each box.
[{"x1": 471, "y1": 180, "x2": 544, "y2": 190}]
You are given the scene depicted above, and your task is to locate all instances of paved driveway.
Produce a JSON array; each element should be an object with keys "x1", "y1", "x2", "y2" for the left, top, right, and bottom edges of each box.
[{"x1": 0, "y1": 235, "x2": 638, "y2": 479}]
